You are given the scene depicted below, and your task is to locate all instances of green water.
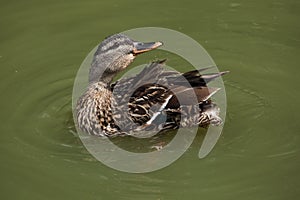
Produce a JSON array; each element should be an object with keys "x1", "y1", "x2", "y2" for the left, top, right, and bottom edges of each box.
[{"x1": 1, "y1": 0, "x2": 299, "y2": 199}]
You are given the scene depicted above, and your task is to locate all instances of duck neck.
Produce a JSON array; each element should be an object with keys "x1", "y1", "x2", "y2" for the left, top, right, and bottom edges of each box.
[
  {"x1": 89, "y1": 61, "x2": 117, "y2": 86},
  {"x1": 98, "y1": 71, "x2": 115, "y2": 85}
]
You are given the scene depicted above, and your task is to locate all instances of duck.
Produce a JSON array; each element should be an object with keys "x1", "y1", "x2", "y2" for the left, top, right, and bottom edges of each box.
[{"x1": 76, "y1": 33, "x2": 228, "y2": 137}]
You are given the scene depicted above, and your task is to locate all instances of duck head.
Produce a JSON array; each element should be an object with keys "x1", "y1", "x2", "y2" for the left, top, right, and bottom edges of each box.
[{"x1": 89, "y1": 34, "x2": 163, "y2": 84}]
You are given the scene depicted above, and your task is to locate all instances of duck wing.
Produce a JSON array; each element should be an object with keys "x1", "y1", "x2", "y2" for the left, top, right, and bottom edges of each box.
[{"x1": 111, "y1": 60, "x2": 227, "y2": 132}]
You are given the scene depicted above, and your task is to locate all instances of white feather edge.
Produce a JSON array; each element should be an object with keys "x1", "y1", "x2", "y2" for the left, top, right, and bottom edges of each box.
[{"x1": 146, "y1": 95, "x2": 173, "y2": 125}]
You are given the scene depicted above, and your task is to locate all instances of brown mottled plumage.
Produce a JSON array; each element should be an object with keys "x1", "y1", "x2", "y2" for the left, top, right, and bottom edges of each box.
[{"x1": 75, "y1": 34, "x2": 228, "y2": 137}]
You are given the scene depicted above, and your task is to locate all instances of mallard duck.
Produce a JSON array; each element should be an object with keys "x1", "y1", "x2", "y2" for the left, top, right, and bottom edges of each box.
[{"x1": 76, "y1": 34, "x2": 228, "y2": 137}]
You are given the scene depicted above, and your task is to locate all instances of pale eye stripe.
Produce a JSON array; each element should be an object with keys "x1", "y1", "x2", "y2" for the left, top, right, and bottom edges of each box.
[
  {"x1": 101, "y1": 45, "x2": 131, "y2": 56},
  {"x1": 101, "y1": 38, "x2": 128, "y2": 51}
]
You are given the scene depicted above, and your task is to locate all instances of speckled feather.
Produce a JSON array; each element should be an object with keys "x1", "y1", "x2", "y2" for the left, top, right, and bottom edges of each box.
[{"x1": 76, "y1": 60, "x2": 226, "y2": 136}]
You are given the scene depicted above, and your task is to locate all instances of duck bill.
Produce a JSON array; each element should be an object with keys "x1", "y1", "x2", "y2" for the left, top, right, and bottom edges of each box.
[{"x1": 132, "y1": 41, "x2": 163, "y2": 55}]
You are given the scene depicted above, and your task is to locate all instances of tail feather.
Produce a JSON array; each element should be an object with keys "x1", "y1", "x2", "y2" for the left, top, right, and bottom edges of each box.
[
  {"x1": 171, "y1": 70, "x2": 229, "y2": 87},
  {"x1": 200, "y1": 71, "x2": 229, "y2": 83},
  {"x1": 166, "y1": 86, "x2": 220, "y2": 108}
]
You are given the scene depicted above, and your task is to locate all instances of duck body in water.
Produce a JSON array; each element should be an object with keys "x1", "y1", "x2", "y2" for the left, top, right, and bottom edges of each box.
[{"x1": 76, "y1": 34, "x2": 228, "y2": 137}]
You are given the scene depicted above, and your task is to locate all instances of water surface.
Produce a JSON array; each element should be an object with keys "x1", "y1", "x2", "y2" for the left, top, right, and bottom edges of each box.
[{"x1": 0, "y1": 0, "x2": 299, "y2": 199}]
